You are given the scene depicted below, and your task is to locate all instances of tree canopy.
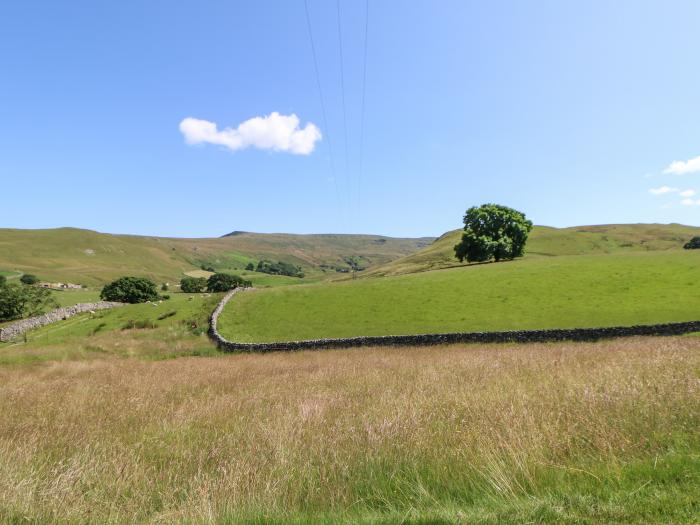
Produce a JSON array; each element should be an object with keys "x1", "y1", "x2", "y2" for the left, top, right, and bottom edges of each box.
[
  {"x1": 454, "y1": 204, "x2": 533, "y2": 263},
  {"x1": 100, "y1": 276, "x2": 159, "y2": 303},
  {"x1": 20, "y1": 274, "x2": 39, "y2": 285},
  {"x1": 683, "y1": 236, "x2": 700, "y2": 250},
  {"x1": 206, "y1": 273, "x2": 252, "y2": 293},
  {"x1": 180, "y1": 276, "x2": 207, "y2": 293},
  {"x1": 0, "y1": 282, "x2": 57, "y2": 321}
]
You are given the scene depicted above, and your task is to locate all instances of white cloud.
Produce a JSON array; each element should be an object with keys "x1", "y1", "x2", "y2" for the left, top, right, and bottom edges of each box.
[
  {"x1": 680, "y1": 189, "x2": 697, "y2": 197},
  {"x1": 179, "y1": 112, "x2": 321, "y2": 155},
  {"x1": 663, "y1": 154, "x2": 700, "y2": 175},
  {"x1": 681, "y1": 198, "x2": 700, "y2": 206},
  {"x1": 649, "y1": 186, "x2": 678, "y2": 195}
]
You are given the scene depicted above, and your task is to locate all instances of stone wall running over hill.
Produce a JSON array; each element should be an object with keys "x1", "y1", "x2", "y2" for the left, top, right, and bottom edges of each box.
[
  {"x1": 0, "y1": 302, "x2": 123, "y2": 342},
  {"x1": 210, "y1": 289, "x2": 700, "y2": 352}
]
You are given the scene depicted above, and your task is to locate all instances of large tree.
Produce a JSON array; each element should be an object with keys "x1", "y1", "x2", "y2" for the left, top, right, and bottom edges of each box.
[
  {"x1": 454, "y1": 204, "x2": 533, "y2": 263},
  {"x1": 206, "y1": 273, "x2": 252, "y2": 293},
  {"x1": 100, "y1": 276, "x2": 159, "y2": 303}
]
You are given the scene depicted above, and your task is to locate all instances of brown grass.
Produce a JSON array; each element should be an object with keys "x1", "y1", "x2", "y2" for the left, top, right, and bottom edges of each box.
[{"x1": 0, "y1": 337, "x2": 699, "y2": 523}]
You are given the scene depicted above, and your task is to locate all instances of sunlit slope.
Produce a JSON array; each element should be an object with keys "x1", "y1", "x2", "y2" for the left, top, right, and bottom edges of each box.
[
  {"x1": 0, "y1": 227, "x2": 432, "y2": 286},
  {"x1": 363, "y1": 223, "x2": 700, "y2": 277},
  {"x1": 218, "y1": 250, "x2": 700, "y2": 342}
]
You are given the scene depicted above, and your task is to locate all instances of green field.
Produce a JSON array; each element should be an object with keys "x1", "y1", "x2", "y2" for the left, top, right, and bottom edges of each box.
[
  {"x1": 0, "y1": 293, "x2": 218, "y2": 365},
  {"x1": 218, "y1": 250, "x2": 700, "y2": 342}
]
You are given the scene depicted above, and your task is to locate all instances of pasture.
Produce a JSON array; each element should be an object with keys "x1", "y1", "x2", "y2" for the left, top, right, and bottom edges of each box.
[{"x1": 218, "y1": 250, "x2": 700, "y2": 343}]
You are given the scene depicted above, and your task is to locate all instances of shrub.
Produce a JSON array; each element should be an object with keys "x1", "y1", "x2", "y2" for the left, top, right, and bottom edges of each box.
[
  {"x1": 180, "y1": 277, "x2": 207, "y2": 293},
  {"x1": 255, "y1": 260, "x2": 304, "y2": 278},
  {"x1": 683, "y1": 236, "x2": 700, "y2": 250},
  {"x1": 161, "y1": 294, "x2": 170, "y2": 300},
  {"x1": 206, "y1": 273, "x2": 252, "y2": 293},
  {"x1": 161, "y1": 283, "x2": 169, "y2": 291},
  {"x1": 0, "y1": 282, "x2": 57, "y2": 321},
  {"x1": 201, "y1": 264, "x2": 215, "y2": 272},
  {"x1": 100, "y1": 277, "x2": 159, "y2": 304},
  {"x1": 0, "y1": 275, "x2": 6, "y2": 286},
  {"x1": 454, "y1": 204, "x2": 533, "y2": 263},
  {"x1": 245, "y1": 262, "x2": 255, "y2": 271},
  {"x1": 20, "y1": 274, "x2": 39, "y2": 285}
]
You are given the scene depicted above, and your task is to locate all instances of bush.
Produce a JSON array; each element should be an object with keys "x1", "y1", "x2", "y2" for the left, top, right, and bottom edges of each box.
[
  {"x1": 161, "y1": 294, "x2": 170, "y2": 300},
  {"x1": 454, "y1": 204, "x2": 533, "y2": 263},
  {"x1": 683, "y1": 236, "x2": 700, "y2": 250},
  {"x1": 20, "y1": 274, "x2": 39, "y2": 285},
  {"x1": 256, "y1": 259, "x2": 304, "y2": 278},
  {"x1": 0, "y1": 282, "x2": 57, "y2": 321},
  {"x1": 180, "y1": 277, "x2": 207, "y2": 293},
  {"x1": 201, "y1": 264, "x2": 215, "y2": 272},
  {"x1": 161, "y1": 283, "x2": 169, "y2": 291},
  {"x1": 0, "y1": 275, "x2": 6, "y2": 286},
  {"x1": 100, "y1": 277, "x2": 159, "y2": 304},
  {"x1": 206, "y1": 273, "x2": 252, "y2": 293},
  {"x1": 245, "y1": 262, "x2": 255, "y2": 271}
]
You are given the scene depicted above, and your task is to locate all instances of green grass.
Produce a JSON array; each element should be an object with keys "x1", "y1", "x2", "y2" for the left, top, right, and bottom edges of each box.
[
  {"x1": 365, "y1": 223, "x2": 700, "y2": 277},
  {"x1": 0, "y1": 293, "x2": 219, "y2": 365},
  {"x1": 49, "y1": 288, "x2": 102, "y2": 306},
  {"x1": 218, "y1": 250, "x2": 700, "y2": 342}
]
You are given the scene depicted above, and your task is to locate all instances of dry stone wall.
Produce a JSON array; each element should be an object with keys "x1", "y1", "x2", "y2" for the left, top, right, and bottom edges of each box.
[
  {"x1": 0, "y1": 302, "x2": 123, "y2": 342},
  {"x1": 209, "y1": 289, "x2": 700, "y2": 353}
]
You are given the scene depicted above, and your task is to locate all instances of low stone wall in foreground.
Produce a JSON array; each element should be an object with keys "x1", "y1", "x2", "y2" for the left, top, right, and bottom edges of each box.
[
  {"x1": 0, "y1": 302, "x2": 123, "y2": 342},
  {"x1": 209, "y1": 289, "x2": 700, "y2": 353}
]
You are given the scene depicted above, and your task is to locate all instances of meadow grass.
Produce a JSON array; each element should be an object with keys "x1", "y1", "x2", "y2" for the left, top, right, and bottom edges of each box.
[
  {"x1": 0, "y1": 337, "x2": 698, "y2": 523},
  {"x1": 49, "y1": 288, "x2": 102, "y2": 306},
  {"x1": 0, "y1": 293, "x2": 219, "y2": 365},
  {"x1": 218, "y1": 250, "x2": 700, "y2": 343}
]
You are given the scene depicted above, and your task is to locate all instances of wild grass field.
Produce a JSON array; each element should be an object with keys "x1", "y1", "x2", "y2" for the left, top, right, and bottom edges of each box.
[
  {"x1": 218, "y1": 250, "x2": 700, "y2": 343},
  {"x1": 0, "y1": 336, "x2": 698, "y2": 523}
]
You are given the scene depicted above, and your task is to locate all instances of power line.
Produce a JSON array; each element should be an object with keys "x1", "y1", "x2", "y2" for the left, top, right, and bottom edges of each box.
[
  {"x1": 336, "y1": 0, "x2": 350, "y2": 208},
  {"x1": 357, "y1": 0, "x2": 369, "y2": 209},
  {"x1": 303, "y1": 0, "x2": 342, "y2": 215}
]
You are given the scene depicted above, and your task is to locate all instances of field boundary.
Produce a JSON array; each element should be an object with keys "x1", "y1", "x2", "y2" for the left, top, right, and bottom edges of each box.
[
  {"x1": 0, "y1": 302, "x2": 123, "y2": 342},
  {"x1": 209, "y1": 289, "x2": 700, "y2": 352}
]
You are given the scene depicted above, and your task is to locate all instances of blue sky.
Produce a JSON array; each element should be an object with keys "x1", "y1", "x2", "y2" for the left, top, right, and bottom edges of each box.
[{"x1": 1, "y1": 0, "x2": 700, "y2": 238}]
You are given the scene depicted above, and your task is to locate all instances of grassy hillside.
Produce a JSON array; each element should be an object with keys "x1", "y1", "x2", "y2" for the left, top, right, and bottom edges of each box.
[
  {"x1": 364, "y1": 223, "x2": 700, "y2": 277},
  {"x1": 0, "y1": 227, "x2": 432, "y2": 286},
  {"x1": 218, "y1": 250, "x2": 700, "y2": 342}
]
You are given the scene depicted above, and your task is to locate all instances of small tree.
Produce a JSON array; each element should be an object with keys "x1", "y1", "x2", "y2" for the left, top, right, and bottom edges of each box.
[
  {"x1": 245, "y1": 262, "x2": 255, "y2": 271},
  {"x1": 0, "y1": 283, "x2": 57, "y2": 321},
  {"x1": 100, "y1": 277, "x2": 159, "y2": 303},
  {"x1": 684, "y1": 236, "x2": 700, "y2": 250},
  {"x1": 180, "y1": 276, "x2": 207, "y2": 293},
  {"x1": 454, "y1": 204, "x2": 533, "y2": 263},
  {"x1": 20, "y1": 274, "x2": 39, "y2": 285},
  {"x1": 206, "y1": 273, "x2": 252, "y2": 293}
]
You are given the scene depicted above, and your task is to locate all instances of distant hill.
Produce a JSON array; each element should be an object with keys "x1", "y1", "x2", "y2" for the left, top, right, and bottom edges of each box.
[
  {"x1": 0, "y1": 227, "x2": 433, "y2": 286},
  {"x1": 362, "y1": 223, "x2": 700, "y2": 277}
]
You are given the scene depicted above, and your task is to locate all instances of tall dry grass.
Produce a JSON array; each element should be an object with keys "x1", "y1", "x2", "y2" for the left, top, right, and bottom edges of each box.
[{"x1": 0, "y1": 337, "x2": 699, "y2": 523}]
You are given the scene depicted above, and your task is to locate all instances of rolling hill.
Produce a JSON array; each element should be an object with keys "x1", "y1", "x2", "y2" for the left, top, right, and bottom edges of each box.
[
  {"x1": 0, "y1": 227, "x2": 433, "y2": 286},
  {"x1": 362, "y1": 223, "x2": 700, "y2": 277}
]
